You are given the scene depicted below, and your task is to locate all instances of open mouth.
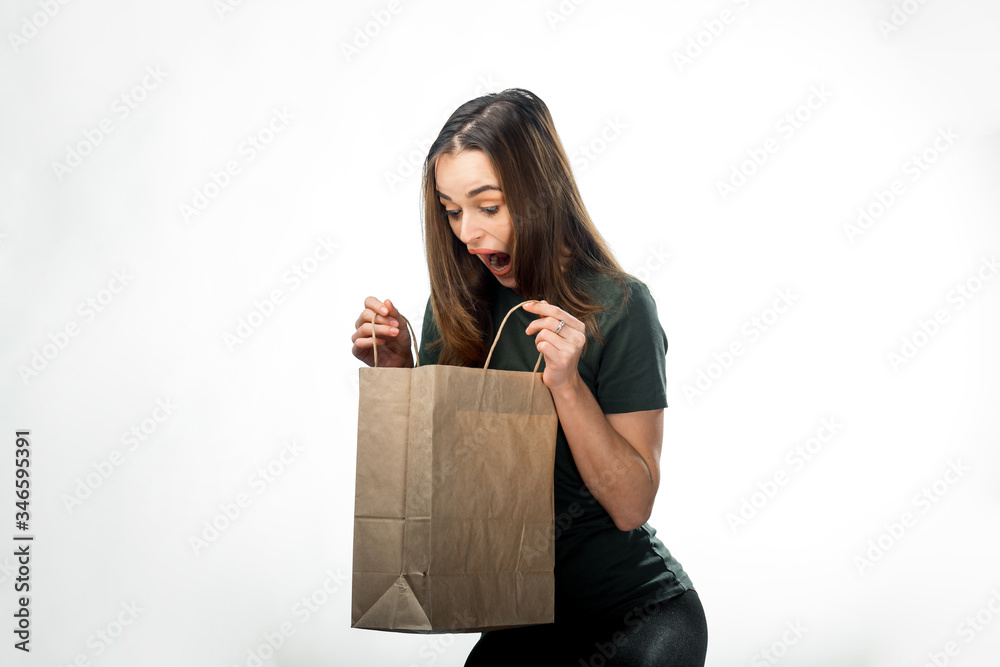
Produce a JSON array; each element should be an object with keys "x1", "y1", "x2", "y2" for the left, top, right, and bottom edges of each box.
[{"x1": 486, "y1": 252, "x2": 512, "y2": 276}]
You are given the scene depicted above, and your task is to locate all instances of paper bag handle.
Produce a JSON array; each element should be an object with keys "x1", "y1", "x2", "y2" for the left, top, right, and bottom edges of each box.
[
  {"x1": 369, "y1": 312, "x2": 420, "y2": 369},
  {"x1": 370, "y1": 299, "x2": 544, "y2": 373},
  {"x1": 484, "y1": 300, "x2": 545, "y2": 374},
  {"x1": 473, "y1": 299, "x2": 547, "y2": 417}
]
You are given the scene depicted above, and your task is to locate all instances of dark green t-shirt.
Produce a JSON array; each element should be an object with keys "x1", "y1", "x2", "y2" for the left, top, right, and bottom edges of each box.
[{"x1": 417, "y1": 270, "x2": 693, "y2": 622}]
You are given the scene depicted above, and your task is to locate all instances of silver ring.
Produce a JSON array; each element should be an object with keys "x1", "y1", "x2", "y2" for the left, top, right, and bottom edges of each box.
[{"x1": 555, "y1": 320, "x2": 566, "y2": 335}]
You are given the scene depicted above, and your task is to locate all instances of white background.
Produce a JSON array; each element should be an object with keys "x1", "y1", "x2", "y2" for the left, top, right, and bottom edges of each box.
[{"x1": 2, "y1": 0, "x2": 999, "y2": 665}]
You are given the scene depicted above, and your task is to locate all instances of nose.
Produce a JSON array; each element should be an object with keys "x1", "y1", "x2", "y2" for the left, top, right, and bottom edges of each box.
[{"x1": 454, "y1": 213, "x2": 483, "y2": 245}]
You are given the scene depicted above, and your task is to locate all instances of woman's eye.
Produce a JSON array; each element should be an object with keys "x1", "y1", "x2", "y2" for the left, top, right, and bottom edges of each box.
[{"x1": 444, "y1": 206, "x2": 498, "y2": 218}]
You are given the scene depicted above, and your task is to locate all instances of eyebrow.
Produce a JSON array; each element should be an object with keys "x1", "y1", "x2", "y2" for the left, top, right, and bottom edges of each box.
[{"x1": 435, "y1": 184, "x2": 502, "y2": 201}]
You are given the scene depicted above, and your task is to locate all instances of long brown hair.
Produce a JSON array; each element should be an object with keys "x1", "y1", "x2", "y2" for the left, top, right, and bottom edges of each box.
[{"x1": 420, "y1": 88, "x2": 631, "y2": 367}]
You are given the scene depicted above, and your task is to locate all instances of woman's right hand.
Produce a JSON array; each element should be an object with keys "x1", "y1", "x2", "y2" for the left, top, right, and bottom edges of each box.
[{"x1": 351, "y1": 296, "x2": 414, "y2": 368}]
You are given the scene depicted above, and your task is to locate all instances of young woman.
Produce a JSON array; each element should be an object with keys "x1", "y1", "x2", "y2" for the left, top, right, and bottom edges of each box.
[{"x1": 350, "y1": 89, "x2": 707, "y2": 666}]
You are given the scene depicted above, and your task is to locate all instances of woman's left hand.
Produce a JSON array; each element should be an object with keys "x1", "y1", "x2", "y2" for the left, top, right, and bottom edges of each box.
[{"x1": 523, "y1": 300, "x2": 586, "y2": 392}]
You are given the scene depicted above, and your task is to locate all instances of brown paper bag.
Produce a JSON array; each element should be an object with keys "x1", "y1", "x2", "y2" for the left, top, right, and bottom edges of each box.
[{"x1": 352, "y1": 300, "x2": 558, "y2": 633}]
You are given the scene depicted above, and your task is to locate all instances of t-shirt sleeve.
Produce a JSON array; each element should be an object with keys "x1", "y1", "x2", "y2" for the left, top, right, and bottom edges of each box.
[
  {"x1": 594, "y1": 281, "x2": 669, "y2": 413},
  {"x1": 417, "y1": 295, "x2": 442, "y2": 366}
]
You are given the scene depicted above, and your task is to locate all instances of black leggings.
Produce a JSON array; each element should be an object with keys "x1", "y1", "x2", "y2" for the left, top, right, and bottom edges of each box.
[{"x1": 463, "y1": 588, "x2": 707, "y2": 667}]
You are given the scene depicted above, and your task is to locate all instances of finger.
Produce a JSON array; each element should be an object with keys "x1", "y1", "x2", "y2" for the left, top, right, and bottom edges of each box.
[
  {"x1": 534, "y1": 328, "x2": 568, "y2": 354},
  {"x1": 364, "y1": 296, "x2": 390, "y2": 316},
  {"x1": 353, "y1": 336, "x2": 389, "y2": 349},
  {"x1": 369, "y1": 322, "x2": 401, "y2": 340},
  {"x1": 560, "y1": 310, "x2": 585, "y2": 330},
  {"x1": 355, "y1": 310, "x2": 376, "y2": 331},
  {"x1": 380, "y1": 298, "x2": 404, "y2": 327},
  {"x1": 356, "y1": 310, "x2": 400, "y2": 330},
  {"x1": 557, "y1": 313, "x2": 584, "y2": 332},
  {"x1": 352, "y1": 321, "x2": 400, "y2": 344},
  {"x1": 364, "y1": 296, "x2": 399, "y2": 322},
  {"x1": 356, "y1": 303, "x2": 381, "y2": 329},
  {"x1": 382, "y1": 298, "x2": 407, "y2": 324},
  {"x1": 355, "y1": 309, "x2": 380, "y2": 330},
  {"x1": 358, "y1": 298, "x2": 400, "y2": 329},
  {"x1": 525, "y1": 316, "x2": 557, "y2": 335},
  {"x1": 525, "y1": 315, "x2": 559, "y2": 334},
  {"x1": 538, "y1": 302, "x2": 584, "y2": 329},
  {"x1": 527, "y1": 316, "x2": 578, "y2": 336},
  {"x1": 524, "y1": 301, "x2": 583, "y2": 329},
  {"x1": 355, "y1": 331, "x2": 398, "y2": 349}
]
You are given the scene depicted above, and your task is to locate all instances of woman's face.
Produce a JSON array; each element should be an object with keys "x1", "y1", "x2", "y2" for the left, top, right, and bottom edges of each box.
[{"x1": 434, "y1": 149, "x2": 516, "y2": 289}]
